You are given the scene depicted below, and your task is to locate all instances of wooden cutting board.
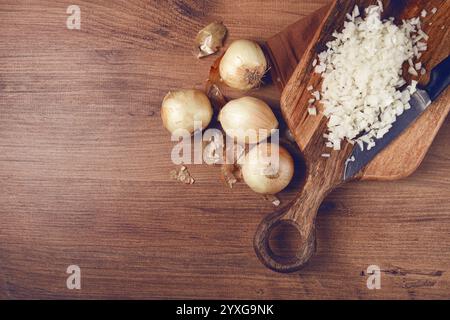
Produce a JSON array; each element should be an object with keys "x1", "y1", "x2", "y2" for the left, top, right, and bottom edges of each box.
[
  {"x1": 254, "y1": 0, "x2": 450, "y2": 273},
  {"x1": 267, "y1": 0, "x2": 450, "y2": 181}
]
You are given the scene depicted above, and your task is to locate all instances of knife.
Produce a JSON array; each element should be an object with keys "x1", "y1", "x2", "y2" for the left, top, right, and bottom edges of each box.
[{"x1": 344, "y1": 55, "x2": 450, "y2": 181}]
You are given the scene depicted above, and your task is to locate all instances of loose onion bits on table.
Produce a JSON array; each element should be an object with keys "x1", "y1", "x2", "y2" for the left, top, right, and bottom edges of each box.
[{"x1": 313, "y1": 3, "x2": 429, "y2": 151}]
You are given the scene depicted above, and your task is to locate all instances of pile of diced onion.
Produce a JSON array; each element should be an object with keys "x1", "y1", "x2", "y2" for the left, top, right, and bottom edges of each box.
[{"x1": 309, "y1": 2, "x2": 435, "y2": 153}]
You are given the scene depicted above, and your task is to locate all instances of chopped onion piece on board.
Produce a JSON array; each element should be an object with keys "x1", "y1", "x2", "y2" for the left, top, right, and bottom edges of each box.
[{"x1": 313, "y1": 3, "x2": 429, "y2": 151}]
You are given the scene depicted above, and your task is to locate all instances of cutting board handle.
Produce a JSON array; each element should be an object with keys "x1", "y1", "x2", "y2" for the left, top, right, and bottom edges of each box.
[{"x1": 254, "y1": 175, "x2": 330, "y2": 273}]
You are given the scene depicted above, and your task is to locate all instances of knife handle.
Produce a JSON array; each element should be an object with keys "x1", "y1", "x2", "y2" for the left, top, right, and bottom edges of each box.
[{"x1": 426, "y1": 55, "x2": 450, "y2": 101}]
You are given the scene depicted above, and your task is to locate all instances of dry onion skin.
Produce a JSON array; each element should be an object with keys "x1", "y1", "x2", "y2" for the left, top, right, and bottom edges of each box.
[
  {"x1": 242, "y1": 143, "x2": 294, "y2": 195},
  {"x1": 161, "y1": 89, "x2": 213, "y2": 135},
  {"x1": 195, "y1": 22, "x2": 228, "y2": 58},
  {"x1": 218, "y1": 96, "x2": 278, "y2": 144},
  {"x1": 219, "y1": 39, "x2": 268, "y2": 90},
  {"x1": 170, "y1": 166, "x2": 195, "y2": 185}
]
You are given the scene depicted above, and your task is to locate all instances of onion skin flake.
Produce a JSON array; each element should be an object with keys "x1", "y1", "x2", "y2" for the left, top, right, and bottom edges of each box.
[{"x1": 195, "y1": 22, "x2": 228, "y2": 58}]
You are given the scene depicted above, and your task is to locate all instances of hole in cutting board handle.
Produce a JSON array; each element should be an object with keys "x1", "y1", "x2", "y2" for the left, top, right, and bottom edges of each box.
[
  {"x1": 268, "y1": 220, "x2": 304, "y2": 261},
  {"x1": 254, "y1": 209, "x2": 317, "y2": 273}
]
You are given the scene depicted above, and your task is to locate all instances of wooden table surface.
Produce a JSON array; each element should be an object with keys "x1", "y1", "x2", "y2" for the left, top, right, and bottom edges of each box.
[{"x1": 0, "y1": 0, "x2": 449, "y2": 300}]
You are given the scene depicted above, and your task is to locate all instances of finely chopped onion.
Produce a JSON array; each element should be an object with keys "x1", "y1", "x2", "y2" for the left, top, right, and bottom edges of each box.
[{"x1": 312, "y1": 2, "x2": 429, "y2": 151}]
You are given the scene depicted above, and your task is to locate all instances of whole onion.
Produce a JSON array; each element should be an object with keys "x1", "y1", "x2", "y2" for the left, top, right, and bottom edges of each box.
[
  {"x1": 218, "y1": 96, "x2": 278, "y2": 144},
  {"x1": 161, "y1": 89, "x2": 213, "y2": 135},
  {"x1": 219, "y1": 39, "x2": 267, "y2": 91},
  {"x1": 242, "y1": 143, "x2": 294, "y2": 194}
]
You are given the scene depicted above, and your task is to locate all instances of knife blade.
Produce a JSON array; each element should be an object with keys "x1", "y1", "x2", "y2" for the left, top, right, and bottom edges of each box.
[{"x1": 344, "y1": 55, "x2": 450, "y2": 181}]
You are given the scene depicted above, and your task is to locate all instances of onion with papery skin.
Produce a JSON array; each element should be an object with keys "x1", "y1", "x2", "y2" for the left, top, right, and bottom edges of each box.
[
  {"x1": 219, "y1": 39, "x2": 267, "y2": 90},
  {"x1": 195, "y1": 22, "x2": 227, "y2": 58},
  {"x1": 161, "y1": 89, "x2": 213, "y2": 135},
  {"x1": 242, "y1": 143, "x2": 294, "y2": 195},
  {"x1": 218, "y1": 96, "x2": 278, "y2": 144}
]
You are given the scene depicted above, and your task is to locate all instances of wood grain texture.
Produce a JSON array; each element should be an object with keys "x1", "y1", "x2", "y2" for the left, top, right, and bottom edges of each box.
[{"x1": 0, "y1": 0, "x2": 449, "y2": 299}]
